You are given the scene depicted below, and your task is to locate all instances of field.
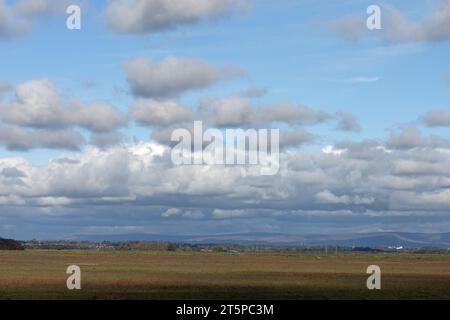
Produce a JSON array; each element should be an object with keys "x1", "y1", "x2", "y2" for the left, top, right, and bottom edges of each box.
[{"x1": 0, "y1": 250, "x2": 449, "y2": 300}]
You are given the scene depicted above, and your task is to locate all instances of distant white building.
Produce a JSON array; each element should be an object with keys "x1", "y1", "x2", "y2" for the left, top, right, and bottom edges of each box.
[{"x1": 388, "y1": 246, "x2": 403, "y2": 250}]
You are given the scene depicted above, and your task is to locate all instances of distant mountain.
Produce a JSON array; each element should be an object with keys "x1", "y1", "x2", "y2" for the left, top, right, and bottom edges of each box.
[
  {"x1": 72, "y1": 232, "x2": 450, "y2": 248},
  {"x1": 0, "y1": 238, "x2": 24, "y2": 250}
]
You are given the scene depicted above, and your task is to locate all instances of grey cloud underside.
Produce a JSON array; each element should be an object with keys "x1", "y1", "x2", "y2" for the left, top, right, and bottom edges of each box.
[
  {"x1": 89, "y1": 132, "x2": 125, "y2": 149},
  {"x1": 124, "y1": 56, "x2": 243, "y2": 98},
  {"x1": 0, "y1": 81, "x2": 12, "y2": 94},
  {"x1": 131, "y1": 99, "x2": 194, "y2": 126},
  {"x1": 386, "y1": 126, "x2": 450, "y2": 150},
  {"x1": 279, "y1": 128, "x2": 314, "y2": 148},
  {"x1": 421, "y1": 110, "x2": 450, "y2": 127},
  {"x1": 335, "y1": 111, "x2": 361, "y2": 132},
  {"x1": 105, "y1": 0, "x2": 248, "y2": 34},
  {"x1": 0, "y1": 125, "x2": 84, "y2": 151}
]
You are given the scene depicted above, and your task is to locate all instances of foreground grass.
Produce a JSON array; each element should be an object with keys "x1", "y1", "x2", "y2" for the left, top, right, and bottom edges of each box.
[{"x1": 0, "y1": 250, "x2": 449, "y2": 299}]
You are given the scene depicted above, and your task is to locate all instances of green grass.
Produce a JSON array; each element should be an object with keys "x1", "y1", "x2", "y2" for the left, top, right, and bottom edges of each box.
[{"x1": 0, "y1": 250, "x2": 449, "y2": 300}]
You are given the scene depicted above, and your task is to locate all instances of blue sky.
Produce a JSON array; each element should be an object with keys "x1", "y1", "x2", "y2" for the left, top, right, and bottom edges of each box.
[
  {"x1": 1, "y1": 0, "x2": 450, "y2": 239},
  {"x1": 2, "y1": 0, "x2": 449, "y2": 159}
]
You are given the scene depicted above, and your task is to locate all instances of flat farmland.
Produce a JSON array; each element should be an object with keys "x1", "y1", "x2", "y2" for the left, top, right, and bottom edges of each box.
[{"x1": 0, "y1": 250, "x2": 449, "y2": 300}]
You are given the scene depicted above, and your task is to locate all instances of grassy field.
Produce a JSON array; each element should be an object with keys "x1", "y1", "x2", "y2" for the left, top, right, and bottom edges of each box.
[{"x1": 0, "y1": 250, "x2": 449, "y2": 300}]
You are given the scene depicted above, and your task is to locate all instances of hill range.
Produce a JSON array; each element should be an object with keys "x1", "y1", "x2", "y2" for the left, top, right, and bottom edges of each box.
[{"x1": 71, "y1": 232, "x2": 450, "y2": 248}]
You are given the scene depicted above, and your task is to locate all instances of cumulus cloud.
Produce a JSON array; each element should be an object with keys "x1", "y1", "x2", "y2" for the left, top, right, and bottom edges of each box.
[
  {"x1": 16, "y1": 0, "x2": 64, "y2": 16},
  {"x1": 124, "y1": 56, "x2": 243, "y2": 98},
  {"x1": 132, "y1": 92, "x2": 356, "y2": 149},
  {"x1": 0, "y1": 78, "x2": 123, "y2": 132},
  {"x1": 329, "y1": 15, "x2": 367, "y2": 42},
  {"x1": 0, "y1": 78, "x2": 124, "y2": 150},
  {"x1": 202, "y1": 95, "x2": 257, "y2": 127},
  {"x1": 131, "y1": 99, "x2": 193, "y2": 127},
  {"x1": 421, "y1": 110, "x2": 450, "y2": 127},
  {"x1": 261, "y1": 102, "x2": 332, "y2": 126},
  {"x1": 335, "y1": 111, "x2": 361, "y2": 132},
  {"x1": 0, "y1": 0, "x2": 27, "y2": 38},
  {"x1": 1, "y1": 78, "x2": 63, "y2": 127},
  {"x1": 0, "y1": 0, "x2": 65, "y2": 39},
  {"x1": 386, "y1": 127, "x2": 428, "y2": 150},
  {"x1": 69, "y1": 101, "x2": 124, "y2": 132},
  {"x1": 105, "y1": 0, "x2": 248, "y2": 34},
  {"x1": 263, "y1": 103, "x2": 332, "y2": 125},
  {"x1": 384, "y1": 1, "x2": 450, "y2": 43},
  {"x1": 279, "y1": 128, "x2": 314, "y2": 148},
  {"x1": 239, "y1": 86, "x2": 269, "y2": 98},
  {"x1": 198, "y1": 96, "x2": 334, "y2": 129}
]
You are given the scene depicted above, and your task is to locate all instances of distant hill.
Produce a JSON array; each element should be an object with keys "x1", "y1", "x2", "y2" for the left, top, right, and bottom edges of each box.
[
  {"x1": 72, "y1": 232, "x2": 450, "y2": 248},
  {"x1": 0, "y1": 238, "x2": 24, "y2": 250}
]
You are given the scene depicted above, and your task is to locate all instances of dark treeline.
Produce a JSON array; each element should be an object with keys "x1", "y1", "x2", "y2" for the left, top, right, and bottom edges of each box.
[{"x1": 0, "y1": 238, "x2": 24, "y2": 250}]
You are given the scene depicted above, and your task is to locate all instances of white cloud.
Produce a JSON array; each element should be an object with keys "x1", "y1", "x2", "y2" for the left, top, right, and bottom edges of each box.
[
  {"x1": 162, "y1": 208, "x2": 181, "y2": 218},
  {"x1": 0, "y1": 78, "x2": 126, "y2": 150},
  {"x1": 316, "y1": 190, "x2": 374, "y2": 205}
]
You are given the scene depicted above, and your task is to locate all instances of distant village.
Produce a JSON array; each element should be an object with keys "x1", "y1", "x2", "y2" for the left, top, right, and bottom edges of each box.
[{"x1": 0, "y1": 238, "x2": 445, "y2": 254}]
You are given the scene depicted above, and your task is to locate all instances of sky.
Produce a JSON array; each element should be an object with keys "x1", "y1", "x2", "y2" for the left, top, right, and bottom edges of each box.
[{"x1": 1, "y1": 0, "x2": 450, "y2": 240}]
